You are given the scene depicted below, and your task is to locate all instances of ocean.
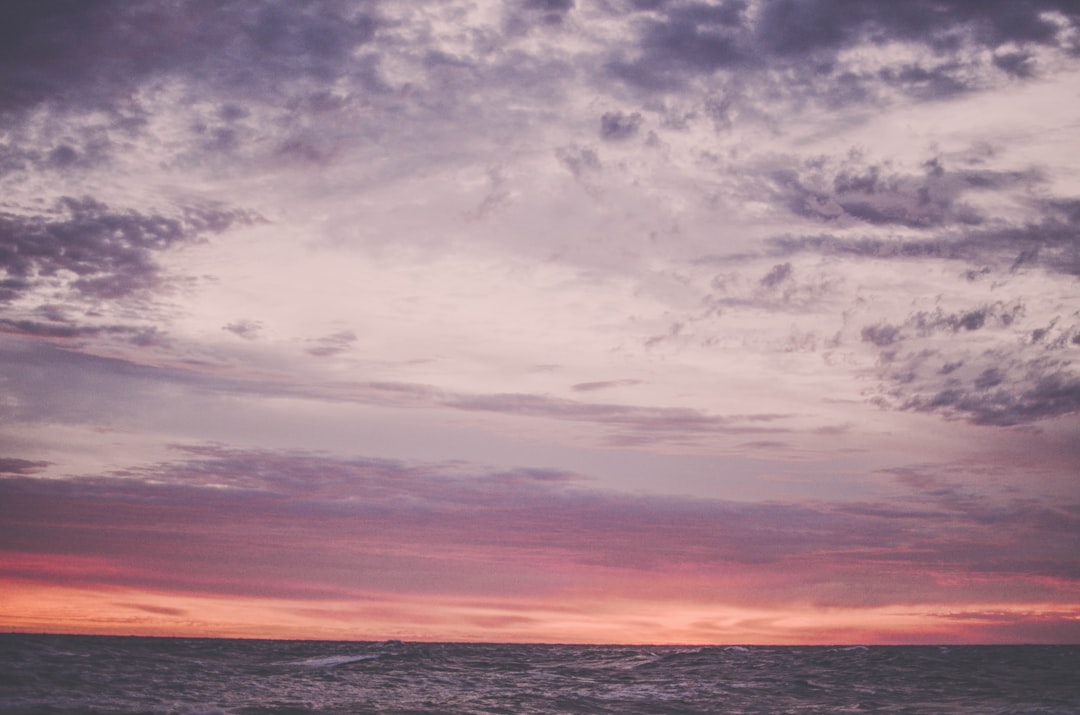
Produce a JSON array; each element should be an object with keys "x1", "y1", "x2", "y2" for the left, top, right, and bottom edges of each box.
[{"x1": 1, "y1": 634, "x2": 1077, "y2": 714}]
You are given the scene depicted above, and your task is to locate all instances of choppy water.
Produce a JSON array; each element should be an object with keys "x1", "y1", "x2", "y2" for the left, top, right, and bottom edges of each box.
[{"x1": 1, "y1": 634, "x2": 1077, "y2": 714}]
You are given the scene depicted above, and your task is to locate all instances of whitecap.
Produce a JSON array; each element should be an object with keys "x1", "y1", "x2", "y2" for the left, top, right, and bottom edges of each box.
[{"x1": 296, "y1": 654, "x2": 380, "y2": 667}]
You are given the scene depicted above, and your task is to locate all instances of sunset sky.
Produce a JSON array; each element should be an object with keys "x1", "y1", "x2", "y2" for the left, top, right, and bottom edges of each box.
[{"x1": 1, "y1": 0, "x2": 1079, "y2": 645}]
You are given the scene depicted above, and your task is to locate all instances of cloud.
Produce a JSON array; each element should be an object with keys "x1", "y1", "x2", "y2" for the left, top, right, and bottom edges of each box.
[
  {"x1": 603, "y1": 0, "x2": 1080, "y2": 106},
  {"x1": 861, "y1": 302, "x2": 1025, "y2": 344},
  {"x1": 599, "y1": 111, "x2": 644, "y2": 141},
  {"x1": 754, "y1": 0, "x2": 1077, "y2": 56},
  {"x1": 223, "y1": 320, "x2": 263, "y2": 340},
  {"x1": 686, "y1": 150, "x2": 1080, "y2": 430},
  {"x1": 307, "y1": 330, "x2": 358, "y2": 357},
  {"x1": 759, "y1": 262, "x2": 792, "y2": 289},
  {"x1": 606, "y1": 1, "x2": 748, "y2": 88},
  {"x1": 861, "y1": 323, "x2": 902, "y2": 348},
  {"x1": 855, "y1": 308, "x2": 1080, "y2": 426},
  {"x1": 0, "y1": 337, "x2": 801, "y2": 450},
  {"x1": 0, "y1": 457, "x2": 50, "y2": 475},
  {"x1": 570, "y1": 379, "x2": 643, "y2": 392},
  {"x1": 769, "y1": 212, "x2": 1080, "y2": 278},
  {"x1": 875, "y1": 60, "x2": 971, "y2": 100},
  {"x1": 0, "y1": 339, "x2": 214, "y2": 425},
  {"x1": 902, "y1": 372, "x2": 1080, "y2": 427},
  {"x1": 0, "y1": 197, "x2": 251, "y2": 304},
  {"x1": 0, "y1": 0, "x2": 1077, "y2": 644},
  {"x1": 0, "y1": 1, "x2": 381, "y2": 114},
  {"x1": 442, "y1": 392, "x2": 792, "y2": 446},
  {"x1": 0, "y1": 318, "x2": 169, "y2": 347},
  {"x1": 840, "y1": 280, "x2": 1080, "y2": 426},
  {"x1": 690, "y1": 142, "x2": 1078, "y2": 429},
  {"x1": 0, "y1": 197, "x2": 253, "y2": 356},
  {"x1": 762, "y1": 152, "x2": 1038, "y2": 229},
  {"x1": 1, "y1": 446, "x2": 1076, "y2": 610},
  {"x1": 517, "y1": 0, "x2": 576, "y2": 27},
  {"x1": 113, "y1": 602, "x2": 187, "y2": 617}
]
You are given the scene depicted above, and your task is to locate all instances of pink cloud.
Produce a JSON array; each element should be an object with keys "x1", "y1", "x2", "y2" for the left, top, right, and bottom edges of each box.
[{"x1": 1, "y1": 446, "x2": 1077, "y2": 643}]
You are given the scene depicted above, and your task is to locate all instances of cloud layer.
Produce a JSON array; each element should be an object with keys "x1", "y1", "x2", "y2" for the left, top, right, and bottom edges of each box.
[
  {"x1": 1, "y1": 0, "x2": 1078, "y2": 643},
  {"x1": 3, "y1": 446, "x2": 1077, "y2": 642}
]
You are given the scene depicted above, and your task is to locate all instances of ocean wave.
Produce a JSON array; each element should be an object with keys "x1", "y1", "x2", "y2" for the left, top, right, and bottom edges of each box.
[{"x1": 294, "y1": 653, "x2": 381, "y2": 668}]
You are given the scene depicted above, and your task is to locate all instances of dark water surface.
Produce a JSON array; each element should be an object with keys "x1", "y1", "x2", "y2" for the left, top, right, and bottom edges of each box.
[{"x1": 1, "y1": 634, "x2": 1077, "y2": 714}]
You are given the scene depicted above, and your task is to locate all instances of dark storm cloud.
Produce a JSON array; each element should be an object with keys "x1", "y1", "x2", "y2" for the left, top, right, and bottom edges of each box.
[
  {"x1": 1, "y1": 446, "x2": 1076, "y2": 604},
  {"x1": 0, "y1": 0, "x2": 380, "y2": 114}
]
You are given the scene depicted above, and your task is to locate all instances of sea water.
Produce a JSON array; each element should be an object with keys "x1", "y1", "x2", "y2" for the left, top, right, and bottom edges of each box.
[{"x1": 1, "y1": 634, "x2": 1077, "y2": 714}]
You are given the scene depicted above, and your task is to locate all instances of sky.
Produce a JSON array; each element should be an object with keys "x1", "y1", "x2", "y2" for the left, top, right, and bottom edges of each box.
[{"x1": 1, "y1": 0, "x2": 1079, "y2": 645}]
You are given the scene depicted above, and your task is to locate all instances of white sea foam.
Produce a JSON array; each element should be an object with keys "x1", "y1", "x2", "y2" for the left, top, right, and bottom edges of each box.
[{"x1": 296, "y1": 654, "x2": 380, "y2": 667}]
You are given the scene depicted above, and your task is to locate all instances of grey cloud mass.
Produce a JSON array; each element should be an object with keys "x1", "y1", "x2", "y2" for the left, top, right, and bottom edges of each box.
[
  {"x1": 0, "y1": 1, "x2": 380, "y2": 113},
  {"x1": 0, "y1": 457, "x2": 50, "y2": 475},
  {"x1": 0, "y1": 198, "x2": 247, "y2": 303},
  {"x1": 763, "y1": 154, "x2": 1037, "y2": 228},
  {"x1": 605, "y1": 0, "x2": 1080, "y2": 99}
]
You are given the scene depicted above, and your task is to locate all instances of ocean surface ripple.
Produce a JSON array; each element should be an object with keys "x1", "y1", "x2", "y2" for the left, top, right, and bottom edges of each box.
[{"x1": 1, "y1": 635, "x2": 1078, "y2": 714}]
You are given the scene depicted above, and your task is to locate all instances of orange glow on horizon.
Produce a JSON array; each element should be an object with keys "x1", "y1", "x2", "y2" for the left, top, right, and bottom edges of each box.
[{"x1": 4, "y1": 578, "x2": 1078, "y2": 645}]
